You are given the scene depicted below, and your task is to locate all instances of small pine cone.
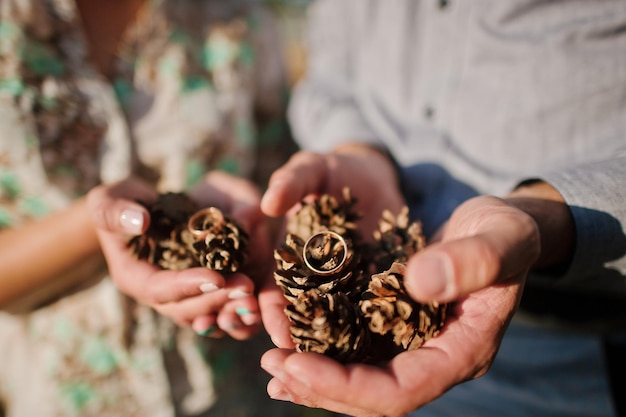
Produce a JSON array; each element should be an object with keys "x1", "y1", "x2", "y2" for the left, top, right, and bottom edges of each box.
[
  {"x1": 370, "y1": 207, "x2": 426, "y2": 272},
  {"x1": 187, "y1": 208, "x2": 249, "y2": 272},
  {"x1": 158, "y1": 229, "x2": 202, "y2": 270},
  {"x1": 287, "y1": 187, "x2": 362, "y2": 243},
  {"x1": 128, "y1": 192, "x2": 200, "y2": 269},
  {"x1": 360, "y1": 262, "x2": 447, "y2": 351},
  {"x1": 274, "y1": 233, "x2": 367, "y2": 304},
  {"x1": 286, "y1": 290, "x2": 371, "y2": 363}
]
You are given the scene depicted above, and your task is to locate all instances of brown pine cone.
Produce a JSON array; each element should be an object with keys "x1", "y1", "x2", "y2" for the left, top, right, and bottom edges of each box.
[
  {"x1": 128, "y1": 192, "x2": 200, "y2": 270},
  {"x1": 274, "y1": 232, "x2": 366, "y2": 304},
  {"x1": 187, "y1": 207, "x2": 249, "y2": 273},
  {"x1": 360, "y1": 262, "x2": 446, "y2": 351},
  {"x1": 128, "y1": 193, "x2": 249, "y2": 272},
  {"x1": 286, "y1": 290, "x2": 371, "y2": 363}
]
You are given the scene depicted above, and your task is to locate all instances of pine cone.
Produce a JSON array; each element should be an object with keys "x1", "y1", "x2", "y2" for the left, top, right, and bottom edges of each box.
[
  {"x1": 274, "y1": 233, "x2": 365, "y2": 303},
  {"x1": 128, "y1": 192, "x2": 200, "y2": 270},
  {"x1": 370, "y1": 206, "x2": 426, "y2": 272},
  {"x1": 128, "y1": 192, "x2": 249, "y2": 272},
  {"x1": 286, "y1": 290, "x2": 371, "y2": 363},
  {"x1": 287, "y1": 187, "x2": 362, "y2": 243},
  {"x1": 187, "y1": 207, "x2": 249, "y2": 273},
  {"x1": 360, "y1": 262, "x2": 446, "y2": 351}
]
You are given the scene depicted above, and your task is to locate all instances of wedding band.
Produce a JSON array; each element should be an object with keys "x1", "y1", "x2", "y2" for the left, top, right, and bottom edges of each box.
[
  {"x1": 187, "y1": 207, "x2": 225, "y2": 239},
  {"x1": 302, "y1": 230, "x2": 348, "y2": 276}
]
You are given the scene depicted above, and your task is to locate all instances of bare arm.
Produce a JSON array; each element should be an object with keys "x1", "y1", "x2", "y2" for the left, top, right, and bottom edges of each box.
[{"x1": 0, "y1": 197, "x2": 103, "y2": 307}]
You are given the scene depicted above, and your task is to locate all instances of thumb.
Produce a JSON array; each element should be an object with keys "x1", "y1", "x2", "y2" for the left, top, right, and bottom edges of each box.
[
  {"x1": 87, "y1": 182, "x2": 154, "y2": 236},
  {"x1": 404, "y1": 200, "x2": 540, "y2": 302},
  {"x1": 261, "y1": 151, "x2": 328, "y2": 217}
]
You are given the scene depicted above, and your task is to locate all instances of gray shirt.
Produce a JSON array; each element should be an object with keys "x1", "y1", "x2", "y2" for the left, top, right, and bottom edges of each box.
[{"x1": 289, "y1": 0, "x2": 626, "y2": 296}]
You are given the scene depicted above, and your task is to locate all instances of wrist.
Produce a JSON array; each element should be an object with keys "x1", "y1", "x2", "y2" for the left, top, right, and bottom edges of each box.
[
  {"x1": 505, "y1": 181, "x2": 575, "y2": 271},
  {"x1": 333, "y1": 142, "x2": 399, "y2": 185}
]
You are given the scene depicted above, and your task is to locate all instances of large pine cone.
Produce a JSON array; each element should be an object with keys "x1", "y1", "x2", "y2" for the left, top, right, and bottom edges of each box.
[
  {"x1": 360, "y1": 262, "x2": 446, "y2": 351},
  {"x1": 274, "y1": 232, "x2": 366, "y2": 304},
  {"x1": 286, "y1": 290, "x2": 371, "y2": 364}
]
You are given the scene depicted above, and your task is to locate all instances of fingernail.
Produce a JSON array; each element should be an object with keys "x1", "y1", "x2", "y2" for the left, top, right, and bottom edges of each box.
[
  {"x1": 415, "y1": 256, "x2": 451, "y2": 299},
  {"x1": 200, "y1": 282, "x2": 220, "y2": 293},
  {"x1": 268, "y1": 388, "x2": 292, "y2": 402},
  {"x1": 222, "y1": 321, "x2": 241, "y2": 331},
  {"x1": 194, "y1": 325, "x2": 216, "y2": 337},
  {"x1": 236, "y1": 307, "x2": 251, "y2": 315},
  {"x1": 120, "y1": 209, "x2": 144, "y2": 235},
  {"x1": 236, "y1": 307, "x2": 259, "y2": 326},
  {"x1": 261, "y1": 180, "x2": 285, "y2": 209},
  {"x1": 229, "y1": 288, "x2": 251, "y2": 299}
]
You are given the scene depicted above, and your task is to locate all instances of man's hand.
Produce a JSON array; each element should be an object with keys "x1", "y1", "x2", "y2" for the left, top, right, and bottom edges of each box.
[
  {"x1": 259, "y1": 145, "x2": 405, "y2": 347},
  {"x1": 260, "y1": 195, "x2": 544, "y2": 416}
]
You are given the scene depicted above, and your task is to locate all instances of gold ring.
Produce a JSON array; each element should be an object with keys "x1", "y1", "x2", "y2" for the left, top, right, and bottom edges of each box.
[
  {"x1": 187, "y1": 207, "x2": 225, "y2": 239},
  {"x1": 302, "y1": 230, "x2": 348, "y2": 276}
]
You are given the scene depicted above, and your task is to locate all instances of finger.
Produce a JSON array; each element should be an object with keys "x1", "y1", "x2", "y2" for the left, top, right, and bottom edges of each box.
[
  {"x1": 405, "y1": 202, "x2": 539, "y2": 302},
  {"x1": 133, "y1": 268, "x2": 226, "y2": 306},
  {"x1": 87, "y1": 179, "x2": 156, "y2": 235},
  {"x1": 261, "y1": 349, "x2": 398, "y2": 417},
  {"x1": 258, "y1": 283, "x2": 295, "y2": 348},
  {"x1": 190, "y1": 314, "x2": 225, "y2": 338},
  {"x1": 261, "y1": 151, "x2": 328, "y2": 217},
  {"x1": 228, "y1": 297, "x2": 262, "y2": 327},
  {"x1": 96, "y1": 226, "x2": 227, "y2": 305},
  {"x1": 266, "y1": 373, "x2": 382, "y2": 417},
  {"x1": 154, "y1": 272, "x2": 256, "y2": 323},
  {"x1": 216, "y1": 297, "x2": 262, "y2": 340}
]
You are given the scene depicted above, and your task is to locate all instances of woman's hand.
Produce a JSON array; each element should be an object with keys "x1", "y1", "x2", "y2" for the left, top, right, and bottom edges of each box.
[{"x1": 87, "y1": 171, "x2": 270, "y2": 340}]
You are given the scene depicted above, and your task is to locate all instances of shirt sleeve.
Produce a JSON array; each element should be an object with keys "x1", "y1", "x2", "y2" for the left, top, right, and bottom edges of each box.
[
  {"x1": 541, "y1": 152, "x2": 626, "y2": 292},
  {"x1": 287, "y1": 0, "x2": 383, "y2": 152}
]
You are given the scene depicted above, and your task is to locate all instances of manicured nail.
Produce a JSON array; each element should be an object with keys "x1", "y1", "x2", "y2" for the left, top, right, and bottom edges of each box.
[
  {"x1": 236, "y1": 307, "x2": 251, "y2": 315},
  {"x1": 223, "y1": 321, "x2": 242, "y2": 330},
  {"x1": 229, "y1": 288, "x2": 251, "y2": 299},
  {"x1": 195, "y1": 325, "x2": 216, "y2": 337},
  {"x1": 200, "y1": 282, "x2": 220, "y2": 293},
  {"x1": 120, "y1": 209, "x2": 143, "y2": 235},
  {"x1": 236, "y1": 307, "x2": 259, "y2": 326}
]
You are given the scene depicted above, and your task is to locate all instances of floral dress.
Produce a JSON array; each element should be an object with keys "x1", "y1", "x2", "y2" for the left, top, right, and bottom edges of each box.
[{"x1": 0, "y1": 1, "x2": 313, "y2": 416}]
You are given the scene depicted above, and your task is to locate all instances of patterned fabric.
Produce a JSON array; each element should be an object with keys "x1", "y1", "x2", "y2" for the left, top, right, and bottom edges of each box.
[{"x1": 0, "y1": 1, "x2": 314, "y2": 416}]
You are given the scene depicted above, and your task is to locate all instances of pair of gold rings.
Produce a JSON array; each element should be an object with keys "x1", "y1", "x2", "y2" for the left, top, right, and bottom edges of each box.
[{"x1": 187, "y1": 207, "x2": 226, "y2": 240}]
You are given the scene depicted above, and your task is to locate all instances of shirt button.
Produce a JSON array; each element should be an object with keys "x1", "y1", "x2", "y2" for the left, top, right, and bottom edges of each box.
[
  {"x1": 424, "y1": 105, "x2": 435, "y2": 120},
  {"x1": 439, "y1": 0, "x2": 449, "y2": 9}
]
